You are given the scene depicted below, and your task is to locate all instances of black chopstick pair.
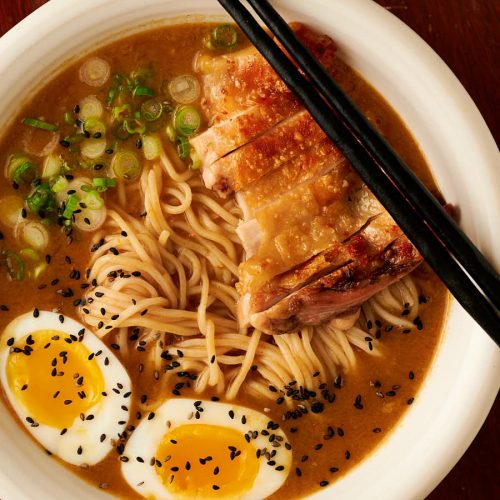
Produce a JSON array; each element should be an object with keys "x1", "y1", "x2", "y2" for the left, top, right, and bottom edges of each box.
[{"x1": 217, "y1": 0, "x2": 500, "y2": 345}]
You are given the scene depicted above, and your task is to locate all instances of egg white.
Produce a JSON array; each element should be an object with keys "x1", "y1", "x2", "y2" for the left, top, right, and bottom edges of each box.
[
  {"x1": 121, "y1": 398, "x2": 292, "y2": 499},
  {"x1": 0, "y1": 310, "x2": 132, "y2": 466}
]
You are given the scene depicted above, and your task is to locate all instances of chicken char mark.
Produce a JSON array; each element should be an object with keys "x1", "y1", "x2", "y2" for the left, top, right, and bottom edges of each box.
[{"x1": 249, "y1": 237, "x2": 422, "y2": 334}]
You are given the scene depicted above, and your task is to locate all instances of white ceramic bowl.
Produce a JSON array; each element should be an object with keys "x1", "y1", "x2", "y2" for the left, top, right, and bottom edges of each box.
[{"x1": 0, "y1": 0, "x2": 498, "y2": 499}]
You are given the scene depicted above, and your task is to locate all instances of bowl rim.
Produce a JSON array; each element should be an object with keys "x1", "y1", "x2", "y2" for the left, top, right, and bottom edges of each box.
[{"x1": 0, "y1": 1, "x2": 498, "y2": 499}]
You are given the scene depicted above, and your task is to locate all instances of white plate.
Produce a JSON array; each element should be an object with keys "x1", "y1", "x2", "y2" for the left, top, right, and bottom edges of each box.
[{"x1": 0, "y1": 1, "x2": 498, "y2": 499}]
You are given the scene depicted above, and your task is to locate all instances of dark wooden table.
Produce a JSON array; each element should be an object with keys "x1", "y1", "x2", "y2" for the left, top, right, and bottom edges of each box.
[{"x1": 0, "y1": 1, "x2": 498, "y2": 498}]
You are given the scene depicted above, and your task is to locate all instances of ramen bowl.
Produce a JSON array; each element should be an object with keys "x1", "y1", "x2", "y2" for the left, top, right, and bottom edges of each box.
[{"x1": 0, "y1": 0, "x2": 498, "y2": 499}]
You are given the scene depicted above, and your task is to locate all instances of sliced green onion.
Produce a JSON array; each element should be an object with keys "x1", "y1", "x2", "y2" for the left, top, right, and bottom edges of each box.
[
  {"x1": 124, "y1": 119, "x2": 146, "y2": 135},
  {"x1": 190, "y1": 148, "x2": 202, "y2": 170},
  {"x1": 165, "y1": 124, "x2": 176, "y2": 143},
  {"x1": 41, "y1": 154, "x2": 61, "y2": 179},
  {"x1": 141, "y1": 98, "x2": 163, "y2": 122},
  {"x1": 92, "y1": 177, "x2": 117, "y2": 188},
  {"x1": 174, "y1": 105, "x2": 201, "y2": 136},
  {"x1": 6, "y1": 153, "x2": 31, "y2": 180},
  {"x1": 13, "y1": 161, "x2": 37, "y2": 185},
  {"x1": 65, "y1": 133, "x2": 86, "y2": 145},
  {"x1": 83, "y1": 118, "x2": 106, "y2": 136},
  {"x1": 168, "y1": 75, "x2": 200, "y2": 104},
  {"x1": 106, "y1": 86, "x2": 118, "y2": 106},
  {"x1": 177, "y1": 136, "x2": 190, "y2": 160},
  {"x1": 130, "y1": 67, "x2": 153, "y2": 82},
  {"x1": 112, "y1": 151, "x2": 142, "y2": 181},
  {"x1": 142, "y1": 135, "x2": 162, "y2": 160},
  {"x1": 63, "y1": 194, "x2": 79, "y2": 219},
  {"x1": 80, "y1": 184, "x2": 94, "y2": 193},
  {"x1": 82, "y1": 191, "x2": 104, "y2": 210},
  {"x1": 19, "y1": 248, "x2": 40, "y2": 262},
  {"x1": 64, "y1": 112, "x2": 74, "y2": 124},
  {"x1": 51, "y1": 176, "x2": 68, "y2": 193},
  {"x1": 211, "y1": 24, "x2": 239, "y2": 49},
  {"x1": 79, "y1": 95, "x2": 103, "y2": 120},
  {"x1": 18, "y1": 221, "x2": 49, "y2": 251},
  {"x1": 2, "y1": 250, "x2": 24, "y2": 281},
  {"x1": 74, "y1": 205, "x2": 106, "y2": 232},
  {"x1": 26, "y1": 184, "x2": 55, "y2": 214},
  {"x1": 22, "y1": 117, "x2": 58, "y2": 132},
  {"x1": 79, "y1": 57, "x2": 110, "y2": 87},
  {"x1": 133, "y1": 85, "x2": 154, "y2": 98},
  {"x1": 0, "y1": 196, "x2": 24, "y2": 227},
  {"x1": 30, "y1": 261, "x2": 48, "y2": 280},
  {"x1": 112, "y1": 104, "x2": 132, "y2": 120},
  {"x1": 81, "y1": 138, "x2": 107, "y2": 159}
]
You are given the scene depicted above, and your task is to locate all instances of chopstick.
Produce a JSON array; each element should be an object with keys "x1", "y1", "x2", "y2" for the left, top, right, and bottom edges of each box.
[{"x1": 217, "y1": 0, "x2": 500, "y2": 344}]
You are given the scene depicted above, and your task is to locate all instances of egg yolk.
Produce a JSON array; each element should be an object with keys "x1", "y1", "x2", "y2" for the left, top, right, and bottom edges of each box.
[
  {"x1": 6, "y1": 329, "x2": 104, "y2": 428},
  {"x1": 155, "y1": 424, "x2": 260, "y2": 497}
]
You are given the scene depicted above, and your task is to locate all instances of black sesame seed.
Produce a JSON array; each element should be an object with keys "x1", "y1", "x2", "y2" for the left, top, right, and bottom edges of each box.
[
  {"x1": 407, "y1": 397, "x2": 414, "y2": 405},
  {"x1": 295, "y1": 467, "x2": 302, "y2": 477},
  {"x1": 320, "y1": 481, "x2": 329, "y2": 487},
  {"x1": 311, "y1": 401, "x2": 324, "y2": 413},
  {"x1": 212, "y1": 485, "x2": 220, "y2": 491},
  {"x1": 345, "y1": 450, "x2": 351, "y2": 460}
]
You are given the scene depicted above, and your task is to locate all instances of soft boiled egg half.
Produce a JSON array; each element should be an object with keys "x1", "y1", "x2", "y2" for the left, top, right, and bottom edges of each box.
[
  {"x1": 121, "y1": 398, "x2": 292, "y2": 499},
  {"x1": 0, "y1": 310, "x2": 131, "y2": 466}
]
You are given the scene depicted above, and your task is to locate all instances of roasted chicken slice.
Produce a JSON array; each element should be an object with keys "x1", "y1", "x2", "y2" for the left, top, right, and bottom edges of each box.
[
  {"x1": 204, "y1": 110, "x2": 325, "y2": 196},
  {"x1": 238, "y1": 183, "x2": 384, "y2": 293},
  {"x1": 190, "y1": 95, "x2": 301, "y2": 169},
  {"x1": 239, "y1": 211, "x2": 403, "y2": 325},
  {"x1": 237, "y1": 161, "x2": 354, "y2": 256},
  {"x1": 236, "y1": 137, "x2": 344, "y2": 220},
  {"x1": 248, "y1": 236, "x2": 422, "y2": 334},
  {"x1": 197, "y1": 23, "x2": 337, "y2": 124}
]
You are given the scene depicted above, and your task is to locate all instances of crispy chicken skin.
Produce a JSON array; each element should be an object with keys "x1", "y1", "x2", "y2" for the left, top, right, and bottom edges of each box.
[
  {"x1": 236, "y1": 137, "x2": 345, "y2": 219},
  {"x1": 190, "y1": 95, "x2": 301, "y2": 169},
  {"x1": 204, "y1": 110, "x2": 326, "y2": 196}
]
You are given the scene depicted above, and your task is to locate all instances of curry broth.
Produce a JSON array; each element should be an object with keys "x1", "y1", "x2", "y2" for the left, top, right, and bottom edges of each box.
[{"x1": 0, "y1": 23, "x2": 447, "y2": 499}]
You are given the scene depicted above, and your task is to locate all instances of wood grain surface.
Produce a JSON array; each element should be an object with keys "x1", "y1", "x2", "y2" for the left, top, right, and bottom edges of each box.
[{"x1": 0, "y1": 1, "x2": 498, "y2": 499}]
